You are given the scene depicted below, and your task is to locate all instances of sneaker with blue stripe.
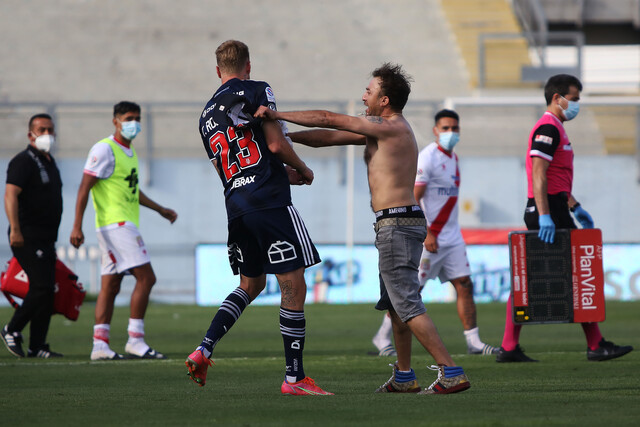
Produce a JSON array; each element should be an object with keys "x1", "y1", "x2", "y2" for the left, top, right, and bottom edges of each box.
[
  {"x1": 375, "y1": 363, "x2": 421, "y2": 393},
  {"x1": 419, "y1": 365, "x2": 470, "y2": 395}
]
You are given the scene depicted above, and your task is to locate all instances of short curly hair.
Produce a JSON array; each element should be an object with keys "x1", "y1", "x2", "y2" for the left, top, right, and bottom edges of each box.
[{"x1": 371, "y1": 63, "x2": 412, "y2": 111}]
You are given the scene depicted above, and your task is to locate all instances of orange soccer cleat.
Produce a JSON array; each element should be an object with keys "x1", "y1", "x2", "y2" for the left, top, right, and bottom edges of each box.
[{"x1": 281, "y1": 377, "x2": 334, "y2": 396}]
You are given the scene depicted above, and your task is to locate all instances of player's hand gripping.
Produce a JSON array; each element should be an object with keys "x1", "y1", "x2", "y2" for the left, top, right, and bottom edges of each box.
[
  {"x1": 285, "y1": 165, "x2": 305, "y2": 185},
  {"x1": 572, "y1": 205, "x2": 594, "y2": 229},
  {"x1": 538, "y1": 214, "x2": 555, "y2": 244},
  {"x1": 296, "y1": 165, "x2": 314, "y2": 185},
  {"x1": 255, "y1": 105, "x2": 277, "y2": 120}
]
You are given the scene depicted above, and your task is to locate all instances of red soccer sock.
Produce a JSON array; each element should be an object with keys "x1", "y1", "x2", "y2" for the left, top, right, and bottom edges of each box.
[
  {"x1": 582, "y1": 322, "x2": 603, "y2": 350},
  {"x1": 501, "y1": 294, "x2": 522, "y2": 351}
]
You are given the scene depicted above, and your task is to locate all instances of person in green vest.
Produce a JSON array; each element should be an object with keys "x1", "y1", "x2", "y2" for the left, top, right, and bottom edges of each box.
[{"x1": 70, "y1": 101, "x2": 177, "y2": 360}]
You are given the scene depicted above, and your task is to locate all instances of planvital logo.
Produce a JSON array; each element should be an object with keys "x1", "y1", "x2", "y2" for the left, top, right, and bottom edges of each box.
[{"x1": 577, "y1": 245, "x2": 597, "y2": 310}]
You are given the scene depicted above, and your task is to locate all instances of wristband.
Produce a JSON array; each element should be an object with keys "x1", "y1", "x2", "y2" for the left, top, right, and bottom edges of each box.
[{"x1": 570, "y1": 202, "x2": 581, "y2": 213}]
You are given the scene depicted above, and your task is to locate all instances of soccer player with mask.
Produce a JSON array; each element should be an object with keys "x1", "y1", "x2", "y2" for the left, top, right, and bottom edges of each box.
[{"x1": 70, "y1": 101, "x2": 177, "y2": 361}]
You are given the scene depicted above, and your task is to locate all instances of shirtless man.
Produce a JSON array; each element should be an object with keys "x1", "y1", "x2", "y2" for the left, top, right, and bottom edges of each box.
[{"x1": 256, "y1": 63, "x2": 470, "y2": 395}]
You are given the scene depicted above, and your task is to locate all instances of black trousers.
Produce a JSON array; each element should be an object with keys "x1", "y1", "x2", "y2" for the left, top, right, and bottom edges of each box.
[
  {"x1": 524, "y1": 193, "x2": 577, "y2": 231},
  {"x1": 7, "y1": 240, "x2": 56, "y2": 350}
]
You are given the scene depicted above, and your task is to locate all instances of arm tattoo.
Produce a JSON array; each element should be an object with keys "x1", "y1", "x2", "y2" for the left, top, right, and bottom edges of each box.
[{"x1": 366, "y1": 116, "x2": 383, "y2": 124}]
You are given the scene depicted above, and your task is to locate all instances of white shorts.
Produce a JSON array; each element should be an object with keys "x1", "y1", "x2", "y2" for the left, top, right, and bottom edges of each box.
[
  {"x1": 418, "y1": 242, "x2": 471, "y2": 286},
  {"x1": 96, "y1": 222, "x2": 151, "y2": 275}
]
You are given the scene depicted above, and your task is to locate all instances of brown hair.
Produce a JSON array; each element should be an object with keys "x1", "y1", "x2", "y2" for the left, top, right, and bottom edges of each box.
[{"x1": 372, "y1": 63, "x2": 412, "y2": 111}]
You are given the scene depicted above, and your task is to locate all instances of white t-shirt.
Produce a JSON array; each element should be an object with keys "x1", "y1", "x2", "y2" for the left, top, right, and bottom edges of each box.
[
  {"x1": 83, "y1": 135, "x2": 134, "y2": 179},
  {"x1": 415, "y1": 142, "x2": 464, "y2": 247}
]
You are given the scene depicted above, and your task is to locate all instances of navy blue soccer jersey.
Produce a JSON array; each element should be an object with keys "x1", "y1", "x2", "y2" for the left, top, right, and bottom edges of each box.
[{"x1": 199, "y1": 78, "x2": 291, "y2": 220}]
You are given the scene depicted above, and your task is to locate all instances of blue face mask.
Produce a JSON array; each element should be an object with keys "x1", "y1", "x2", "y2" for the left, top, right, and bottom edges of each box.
[
  {"x1": 120, "y1": 120, "x2": 141, "y2": 140},
  {"x1": 438, "y1": 131, "x2": 460, "y2": 151},
  {"x1": 560, "y1": 96, "x2": 580, "y2": 121}
]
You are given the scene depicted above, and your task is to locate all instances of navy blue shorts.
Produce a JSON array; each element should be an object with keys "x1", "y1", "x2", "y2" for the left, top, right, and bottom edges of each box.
[{"x1": 227, "y1": 205, "x2": 321, "y2": 277}]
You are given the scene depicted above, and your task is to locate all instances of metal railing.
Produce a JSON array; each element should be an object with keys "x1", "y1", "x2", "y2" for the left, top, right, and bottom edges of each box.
[
  {"x1": 513, "y1": 0, "x2": 549, "y2": 65},
  {"x1": 477, "y1": 31, "x2": 584, "y2": 87}
]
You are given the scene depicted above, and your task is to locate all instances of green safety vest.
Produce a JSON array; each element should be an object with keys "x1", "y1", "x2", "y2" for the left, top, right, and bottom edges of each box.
[{"x1": 90, "y1": 138, "x2": 140, "y2": 228}]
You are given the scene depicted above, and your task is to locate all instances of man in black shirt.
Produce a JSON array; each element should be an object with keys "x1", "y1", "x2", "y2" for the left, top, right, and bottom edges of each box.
[{"x1": 1, "y1": 114, "x2": 63, "y2": 358}]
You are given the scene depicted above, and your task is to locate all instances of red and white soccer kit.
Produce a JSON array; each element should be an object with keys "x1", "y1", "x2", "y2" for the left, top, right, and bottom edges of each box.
[{"x1": 415, "y1": 142, "x2": 470, "y2": 285}]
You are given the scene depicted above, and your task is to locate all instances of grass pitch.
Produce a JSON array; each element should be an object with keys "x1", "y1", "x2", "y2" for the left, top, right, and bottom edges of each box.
[{"x1": 0, "y1": 301, "x2": 639, "y2": 426}]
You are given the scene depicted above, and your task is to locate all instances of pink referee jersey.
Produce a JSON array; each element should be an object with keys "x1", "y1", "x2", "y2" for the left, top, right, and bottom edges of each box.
[{"x1": 526, "y1": 112, "x2": 574, "y2": 198}]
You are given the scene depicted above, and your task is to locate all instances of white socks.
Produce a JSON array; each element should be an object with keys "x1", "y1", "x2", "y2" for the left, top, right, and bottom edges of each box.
[
  {"x1": 125, "y1": 318, "x2": 149, "y2": 356},
  {"x1": 373, "y1": 314, "x2": 394, "y2": 351},
  {"x1": 93, "y1": 324, "x2": 111, "y2": 346},
  {"x1": 464, "y1": 327, "x2": 483, "y2": 350},
  {"x1": 92, "y1": 319, "x2": 150, "y2": 357},
  {"x1": 91, "y1": 325, "x2": 118, "y2": 360},
  {"x1": 127, "y1": 318, "x2": 145, "y2": 339}
]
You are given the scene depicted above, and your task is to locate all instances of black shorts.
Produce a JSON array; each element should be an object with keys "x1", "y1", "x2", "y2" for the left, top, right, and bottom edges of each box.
[
  {"x1": 227, "y1": 205, "x2": 321, "y2": 277},
  {"x1": 524, "y1": 193, "x2": 576, "y2": 230}
]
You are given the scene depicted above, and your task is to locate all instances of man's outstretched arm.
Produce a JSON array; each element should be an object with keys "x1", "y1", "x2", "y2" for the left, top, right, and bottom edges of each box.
[
  {"x1": 289, "y1": 129, "x2": 366, "y2": 147},
  {"x1": 255, "y1": 106, "x2": 396, "y2": 141}
]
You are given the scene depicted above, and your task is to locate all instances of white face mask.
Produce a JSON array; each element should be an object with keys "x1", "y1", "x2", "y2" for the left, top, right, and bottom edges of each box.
[{"x1": 33, "y1": 134, "x2": 55, "y2": 153}]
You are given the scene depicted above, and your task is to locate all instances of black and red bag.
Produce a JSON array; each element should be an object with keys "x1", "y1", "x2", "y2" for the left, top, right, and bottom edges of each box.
[{"x1": 0, "y1": 257, "x2": 86, "y2": 321}]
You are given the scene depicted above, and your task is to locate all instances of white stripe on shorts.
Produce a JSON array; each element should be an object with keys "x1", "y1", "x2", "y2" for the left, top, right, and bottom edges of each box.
[{"x1": 287, "y1": 206, "x2": 313, "y2": 266}]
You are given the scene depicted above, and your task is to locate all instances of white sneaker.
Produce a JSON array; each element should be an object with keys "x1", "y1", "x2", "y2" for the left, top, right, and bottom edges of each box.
[
  {"x1": 377, "y1": 344, "x2": 397, "y2": 357},
  {"x1": 125, "y1": 339, "x2": 150, "y2": 357},
  {"x1": 125, "y1": 341, "x2": 166, "y2": 359},
  {"x1": 372, "y1": 335, "x2": 397, "y2": 356},
  {"x1": 90, "y1": 342, "x2": 123, "y2": 361},
  {"x1": 467, "y1": 343, "x2": 499, "y2": 355}
]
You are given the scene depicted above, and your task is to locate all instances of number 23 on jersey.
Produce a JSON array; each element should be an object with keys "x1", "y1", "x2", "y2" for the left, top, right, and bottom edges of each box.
[{"x1": 209, "y1": 127, "x2": 262, "y2": 181}]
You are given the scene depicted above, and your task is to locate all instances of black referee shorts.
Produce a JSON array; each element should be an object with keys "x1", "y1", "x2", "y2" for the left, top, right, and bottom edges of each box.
[{"x1": 524, "y1": 193, "x2": 577, "y2": 231}]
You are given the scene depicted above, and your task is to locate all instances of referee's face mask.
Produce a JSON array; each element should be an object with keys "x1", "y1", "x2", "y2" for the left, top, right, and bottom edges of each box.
[{"x1": 559, "y1": 96, "x2": 580, "y2": 121}]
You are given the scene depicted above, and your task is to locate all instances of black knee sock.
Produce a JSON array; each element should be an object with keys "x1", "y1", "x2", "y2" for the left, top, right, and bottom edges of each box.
[
  {"x1": 280, "y1": 307, "x2": 306, "y2": 382},
  {"x1": 200, "y1": 287, "x2": 250, "y2": 357}
]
